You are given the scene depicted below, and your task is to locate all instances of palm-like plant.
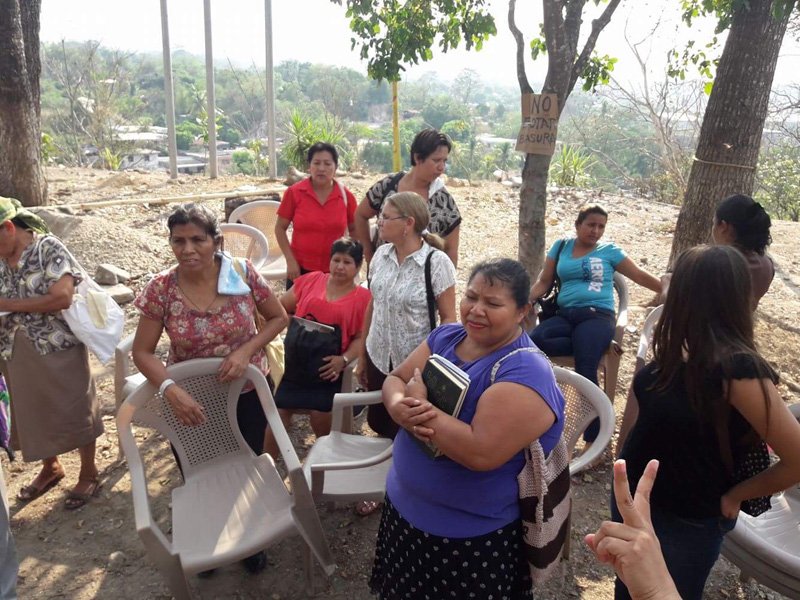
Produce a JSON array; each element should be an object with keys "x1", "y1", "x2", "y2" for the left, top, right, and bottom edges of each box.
[
  {"x1": 281, "y1": 109, "x2": 348, "y2": 170},
  {"x1": 549, "y1": 145, "x2": 597, "y2": 188}
]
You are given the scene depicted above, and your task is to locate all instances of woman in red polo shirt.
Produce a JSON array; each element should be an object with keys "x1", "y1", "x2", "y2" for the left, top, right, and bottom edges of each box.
[{"x1": 275, "y1": 142, "x2": 357, "y2": 287}]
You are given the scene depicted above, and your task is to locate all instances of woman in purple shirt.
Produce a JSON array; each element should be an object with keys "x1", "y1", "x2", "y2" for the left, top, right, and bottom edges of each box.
[{"x1": 369, "y1": 258, "x2": 565, "y2": 600}]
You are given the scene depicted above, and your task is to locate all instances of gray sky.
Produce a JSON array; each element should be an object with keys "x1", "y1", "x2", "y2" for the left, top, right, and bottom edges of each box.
[{"x1": 40, "y1": 1, "x2": 800, "y2": 88}]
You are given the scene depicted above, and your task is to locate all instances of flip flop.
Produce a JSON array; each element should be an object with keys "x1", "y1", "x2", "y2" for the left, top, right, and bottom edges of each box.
[
  {"x1": 64, "y1": 478, "x2": 102, "y2": 510},
  {"x1": 17, "y1": 472, "x2": 65, "y2": 502},
  {"x1": 354, "y1": 500, "x2": 382, "y2": 517}
]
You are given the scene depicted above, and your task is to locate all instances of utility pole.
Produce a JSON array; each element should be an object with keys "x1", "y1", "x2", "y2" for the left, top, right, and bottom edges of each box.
[
  {"x1": 392, "y1": 81, "x2": 401, "y2": 171},
  {"x1": 265, "y1": 0, "x2": 277, "y2": 178},
  {"x1": 160, "y1": 0, "x2": 178, "y2": 180},
  {"x1": 203, "y1": 0, "x2": 218, "y2": 178}
]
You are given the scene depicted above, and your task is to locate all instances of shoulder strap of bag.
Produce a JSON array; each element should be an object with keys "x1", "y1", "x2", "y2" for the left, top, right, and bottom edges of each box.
[
  {"x1": 489, "y1": 346, "x2": 550, "y2": 385},
  {"x1": 424, "y1": 249, "x2": 436, "y2": 331},
  {"x1": 232, "y1": 257, "x2": 257, "y2": 304},
  {"x1": 552, "y1": 239, "x2": 566, "y2": 287}
]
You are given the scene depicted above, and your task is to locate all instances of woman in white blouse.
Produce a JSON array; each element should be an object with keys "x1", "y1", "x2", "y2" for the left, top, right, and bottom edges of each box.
[{"x1": 359, "y1": 192, "x2": 457, "y2": 440}]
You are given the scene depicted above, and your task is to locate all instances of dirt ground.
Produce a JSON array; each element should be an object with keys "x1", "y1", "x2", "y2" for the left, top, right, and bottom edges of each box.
[{"x1": 5, "y1": 166, "x2": 799, "y2": 599}]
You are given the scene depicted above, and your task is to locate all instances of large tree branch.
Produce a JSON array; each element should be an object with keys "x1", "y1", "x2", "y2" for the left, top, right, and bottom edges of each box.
[
  {"x1": 508, "y1": 0, "x2": 532, "y2": 93},
  {"x1": 569, "y1": 0, "x2": 622, "y2": 94}
]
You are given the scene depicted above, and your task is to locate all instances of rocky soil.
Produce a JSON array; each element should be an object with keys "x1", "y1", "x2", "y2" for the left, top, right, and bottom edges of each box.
[{"x1": 6, "y1": 166, "x2": 799, "y2": 599}]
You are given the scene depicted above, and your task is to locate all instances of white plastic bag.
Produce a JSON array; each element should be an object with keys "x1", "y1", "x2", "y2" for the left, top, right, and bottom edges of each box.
[
  {"x1": 39, "y1": 236, "x2": 125, "y2": 364},
  {"x1": 62, "y1": 277, "x2": 125, "y2": 364}
]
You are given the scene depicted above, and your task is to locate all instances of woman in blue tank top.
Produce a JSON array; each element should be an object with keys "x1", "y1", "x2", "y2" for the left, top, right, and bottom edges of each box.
[{"x1": 529, "y1": 203, "x2": 663, "y2": 442}]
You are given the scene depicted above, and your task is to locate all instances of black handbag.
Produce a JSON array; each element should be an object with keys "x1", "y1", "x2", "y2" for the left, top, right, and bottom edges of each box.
[
  {"x1": 536, "y1": 240, "x2": 566, "y2": 321},
  {"x1": 733, "y1": 440, "x2": 772, "y2": 517},
  {"x1": 282, "y1": 314, "x2": 342, "y2": 386}
]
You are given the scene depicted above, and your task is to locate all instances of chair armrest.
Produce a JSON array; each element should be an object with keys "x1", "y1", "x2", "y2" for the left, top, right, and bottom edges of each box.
[
  {"x1": 116, "y1": 402, "x2": 172, "y2": 553},
  {"x1": 331, "y1": 391, "x2": 382, "y2": 432},
  {"x1": 114, "y1": 333, "x2": 136, "y2": 408},
  {"x1": 614, "y1": 306, "x2": 628, "y2": 345},
  {"x1": 309, "y1": 442, "x2": 393, "y2": 472}
]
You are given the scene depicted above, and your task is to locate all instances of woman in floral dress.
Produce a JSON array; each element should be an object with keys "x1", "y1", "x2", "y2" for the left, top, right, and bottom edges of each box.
[{"x1": 132, "y1": 203, "x2": 288, "y2": 573}]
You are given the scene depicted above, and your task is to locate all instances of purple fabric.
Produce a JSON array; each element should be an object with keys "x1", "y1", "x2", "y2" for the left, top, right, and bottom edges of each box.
[{"x1": 386, "y1": 323, "x2": 565, "y2": 538}]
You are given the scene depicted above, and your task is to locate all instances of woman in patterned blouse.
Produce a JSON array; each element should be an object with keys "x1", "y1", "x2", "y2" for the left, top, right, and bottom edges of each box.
[
  {"x1": 0, "y1": 197, "x2": 103, "y2": 510},
  {"x1": 132, "y1": 203, "x2": 288, "y2": 574},
  {"x1": 353, "y1": 129, "x2": 462, "y2": 267}
]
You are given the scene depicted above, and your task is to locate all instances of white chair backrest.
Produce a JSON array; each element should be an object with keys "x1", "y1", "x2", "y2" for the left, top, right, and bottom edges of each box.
[
  {"x1": 124, "y1": 359, "x2": 292, "y2": 479},
  {"x1": 553, "y1": 365, "x2": 615, "y2": 475},
  {"x1": 228, "y1": 200, "x2": 283, "y2": 261},
  {"x1": 220, "y1": 222, "x2": 269, "y2": 270},
  {"x1": 636, "y1": 305, "x2": 663, "y2": 364},
  {"x1": 612, "y1": 271, "x2": 629, "y2": 327}
]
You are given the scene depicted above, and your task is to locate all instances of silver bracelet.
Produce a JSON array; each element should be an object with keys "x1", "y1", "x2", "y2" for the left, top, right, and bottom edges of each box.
[{"x1": 159, "y1": 378, "x2": 176, "y2": 396}]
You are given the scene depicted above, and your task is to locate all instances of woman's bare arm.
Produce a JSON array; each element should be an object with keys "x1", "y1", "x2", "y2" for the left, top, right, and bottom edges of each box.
[
  {"x1": 721, "y1": 377, "x2": 800, "y2": 516},
  {"x1": 0, "y1": 274, "x2": 73, "y2": 313},
  {"x1": 435, "y1": 285, "x2": 457, "y2": 324},
  {"x1": 615, "y1": 257, "x2": 662, "y2": 294}
]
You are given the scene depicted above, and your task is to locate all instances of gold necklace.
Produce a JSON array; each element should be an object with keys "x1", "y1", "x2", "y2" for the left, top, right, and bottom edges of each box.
[{"x1": 176, "y1": 276, "x2": 219, "y2": 312}]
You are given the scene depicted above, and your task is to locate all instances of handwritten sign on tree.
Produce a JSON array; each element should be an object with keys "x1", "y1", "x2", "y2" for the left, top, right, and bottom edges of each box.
[{"x1": 516, "y1": 93, "x2": 559, "y2": 155}]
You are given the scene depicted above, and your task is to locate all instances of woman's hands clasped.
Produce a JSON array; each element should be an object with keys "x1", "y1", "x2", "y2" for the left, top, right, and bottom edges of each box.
[{"x1": 389, "y1": 368, "x2": 437, "y2": 443}]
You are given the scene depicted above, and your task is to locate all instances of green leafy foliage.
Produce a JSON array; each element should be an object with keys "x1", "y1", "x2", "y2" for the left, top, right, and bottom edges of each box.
[
  {"x1": 281, "y1": 109, "x2": 348, "y2": 170},
  {"x1": 580, "y1": 55, "x2": 618, "y2": 92},
  {"x1": 441, "y1": 119, "x2": 472, "y2": 143},
  {"x1": 670, "y1": 0, "x2": 797, "y2": 83},
  {"x1": 231, "y1": 140, "x2": 269, "y2": 177},
  {"x1": 332, "y1": 0, "x2": 497, "y2": 81},
  {"x1": 756, "y1": 144, "x2": 800, "y2": 221},
  {"x1": 360, "y1": 140, "x2": 394, "y2": 172},
  {"x1": 40, "y1": 132, "x2": 56, "y2": 163},
  {"x1": 549, "y1": 145, "x2": 597, "y2": 188},
  {"x1": 99, "y1": 147, "x2": 122, "y2": 170}
]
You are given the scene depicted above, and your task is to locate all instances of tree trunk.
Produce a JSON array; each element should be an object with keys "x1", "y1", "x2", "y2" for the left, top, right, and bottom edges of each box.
[
  {"x1": 668, "y1": 0, "x2": 790, "y2": 265},
  {"x1": 0, "y1": 0, "x2": 47, "y2": 207},
  {"x1": 512, "y1": 0, "x2": 620, "y2": 280},
  {"x1": 518, "y1": 153, "x2": 554, "y2": 277}
]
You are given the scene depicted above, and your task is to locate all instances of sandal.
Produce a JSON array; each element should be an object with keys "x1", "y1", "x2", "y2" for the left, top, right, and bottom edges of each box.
[
  {"x1": 64, "y1": 478, "x2": 102, "y2": 510},
  {"x1": 354, "y1": 500, "x2": 382, "y2": 517},
  {"x1": 17, "y1": 471, "x2": 65, "y2": 502}
]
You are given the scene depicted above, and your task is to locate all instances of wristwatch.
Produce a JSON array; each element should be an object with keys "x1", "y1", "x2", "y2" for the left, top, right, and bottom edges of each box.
[{"x1": 341, "y1": 355, "x2": 350, "y2": 366}]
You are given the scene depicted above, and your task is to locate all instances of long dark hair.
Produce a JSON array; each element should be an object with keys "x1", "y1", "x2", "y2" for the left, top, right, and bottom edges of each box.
[{"x1": 652, "y1": 245, "x2": 776, "y2": 465}]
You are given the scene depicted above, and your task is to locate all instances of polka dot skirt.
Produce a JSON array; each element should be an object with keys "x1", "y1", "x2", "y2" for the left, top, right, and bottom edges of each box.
[{"x1": 369, "y1": 498, "x2": 533, "y2": 600}]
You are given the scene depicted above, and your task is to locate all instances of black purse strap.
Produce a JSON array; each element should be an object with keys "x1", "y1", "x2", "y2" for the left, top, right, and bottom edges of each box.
[
  {"x1": 547, "y1": 239, "x2": 566, "y2": 294},
  {"x1": 424, "y1": 250, "x2": 436, "y2": 331}
]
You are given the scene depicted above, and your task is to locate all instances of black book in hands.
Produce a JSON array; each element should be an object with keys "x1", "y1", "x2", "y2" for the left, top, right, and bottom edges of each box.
[{"x1": 413, "y1": 354, "x2": 470, "y2": 458}]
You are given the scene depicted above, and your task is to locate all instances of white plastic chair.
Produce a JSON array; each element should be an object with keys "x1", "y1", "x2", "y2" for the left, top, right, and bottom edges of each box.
[
  {"x1": 219, "y1": 222, "x2": 269, "y2": 271},
  {"x1": 114, "y1": 333, "x2": 146, "y2": 456},
  {"x1": 117, "y1": 359, "x2": 335, "y2": 599},
  {"x1": 228, "y1": 200, "x2": 287, "y2": 280},
  {"x1": 553, "y1": 365, "x2": 615, "y2": 475},
  {"x1": 551, "y1": 272, "x2": 629, "y2": 403},
  {"x1": 720, "y1": 403, "x2": 800, "y2": 598},
  {"x1": 302, "y1": 390, "x2": 392, "y2": 503},
  {"x1": 634, "y1": 304, "x2": 663, "y2": 373}
]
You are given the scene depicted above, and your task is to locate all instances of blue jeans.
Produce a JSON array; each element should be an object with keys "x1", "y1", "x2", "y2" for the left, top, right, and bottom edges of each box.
[
  {"x1": 611, "y1": 497, "x2": 737, "y2": 600},
  {"x1": 530, "y1": 307, "x2": 615, "y2": 441}
]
